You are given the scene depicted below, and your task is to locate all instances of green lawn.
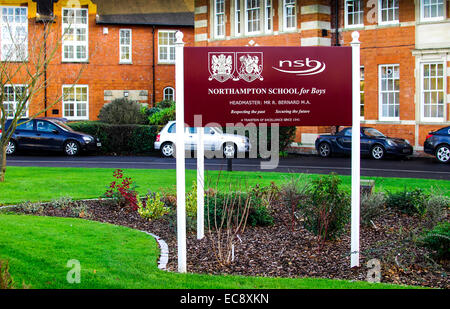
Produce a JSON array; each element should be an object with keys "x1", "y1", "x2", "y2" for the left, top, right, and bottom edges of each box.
[
  {"x1": 0, "y1": 214, "x2": 414, "y2": 289},
  {"x1": 0, "y1": 166, "x2": 449, "y2": 205}
]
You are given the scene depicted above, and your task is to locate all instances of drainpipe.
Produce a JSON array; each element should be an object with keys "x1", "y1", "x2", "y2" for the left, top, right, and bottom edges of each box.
[
  {"x1": 335, "y1": 0, "x2": 340, "y2": 46},
  {"x1": 152, "y1": 25, "x2": 156, "y2": 107},
  {"x1": 44, "y1": 21, "x2": 48, "y2": 116}
]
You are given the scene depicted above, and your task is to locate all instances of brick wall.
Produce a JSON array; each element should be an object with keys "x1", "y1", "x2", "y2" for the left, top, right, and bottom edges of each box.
[
  {"x1": 4, "y1": 0, "x2": 194, "y2": 121},
  {"x1": 194, "y1": 0, "x2": 450, "y2": 149}
]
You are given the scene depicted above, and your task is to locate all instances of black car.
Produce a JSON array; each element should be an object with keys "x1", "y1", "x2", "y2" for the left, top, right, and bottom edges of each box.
[
  {"x1": 315, "y1": 127, "x2": 413, "y2": 160},
  {"x1": 424, "y1": 126, "x2": 450, "y2": 164},
  {"x1": 2, "y1": 118, "x2": 101, "y2": 156}
]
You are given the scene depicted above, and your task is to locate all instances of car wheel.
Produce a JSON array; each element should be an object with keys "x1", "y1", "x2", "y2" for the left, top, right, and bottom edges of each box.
[
  {"x1": 6, "y1": 140, "x2": 17, "y2": 155},
  {"x1": 318, "y1": 142, "x2": 332, "y2": 158},
  {"x1": 435, "y1": 144, "x2": 450, "y2": 163},
  {"x1": 64, "y1": 140, "x2": 80, "y2": 156},
  {"x1": 161, "y1": 142, "x2": 175, "y2": 158},
  {"x1": 371, "y1": 144, "x2": 385, "y2": 160},
  {"x1": 222, "y1": 143, "x2": 236, "y2": 158}
]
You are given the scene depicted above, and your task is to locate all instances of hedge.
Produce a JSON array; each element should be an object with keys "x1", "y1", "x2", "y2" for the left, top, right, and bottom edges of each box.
[{"x1": 68, "y1": 121, "x2": 161, "y2": 155}]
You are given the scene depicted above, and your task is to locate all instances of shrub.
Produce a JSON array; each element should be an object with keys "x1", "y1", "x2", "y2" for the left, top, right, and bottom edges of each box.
[
  {"x1": 186, "y1": 181, "x2": 198, "y2": 218},
  {"x1": 360, "y1": 192, "x2": 385, "y2": 227},
  {"x1": 280, "y1": 175, "x2": 311, "y2": 231},
  {"x1": 206, "y1": 189, "x2": 274, "y2": 228},
  {"x1": 424, "y1": 193, "x2": 449, "y2": 228},
  {"x1": 156, "y1": 100, "x2": 175, "y2": 109},
  {"x1": 98, "y1": 98, "x2": 148, "y2": 125},
  {"x1": 18, "y1": 201, "x2": 44, "y2": 214},
  {"x1": 49, "y1": 196, "x2": 73, "y2": 210},
  {"x1": 419, "y1": 221, "x2": 450, "y2": 260},
  {"x1": 137, "y1": 192, "x2": 169, "y2": 221},
  {"x1": 68, "y1": 121, "x2": 159, "y2": 155},
  {"x1": 148, "y1": 103, "x2": 175, "y2": 125},
  {"x1": 299, "y1": 174, "x2": 350, "y2": 242},
  {"x1": 103, "y1": 169, "x2": 139, "y2": 211},
  {"x1": 385, "y1": 188, "x2": 429, "y2": 215}
]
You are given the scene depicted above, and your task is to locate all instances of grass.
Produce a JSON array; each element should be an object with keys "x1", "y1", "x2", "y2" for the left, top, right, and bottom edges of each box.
[
  {"x1": 0, "y1": 214, "x2": 415, "y2": 289},
  {"x1": 0, "y1": 166, "x2": 449, "y2": 205}
]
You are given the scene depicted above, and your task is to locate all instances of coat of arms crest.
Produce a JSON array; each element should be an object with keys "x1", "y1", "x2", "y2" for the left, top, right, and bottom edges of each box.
[
  {"x1": 236, "y1": 52, "x2": 263, "y2": 82},
  {"x1": 208, "y1": 52, "x2": 235, "y2": 83}
]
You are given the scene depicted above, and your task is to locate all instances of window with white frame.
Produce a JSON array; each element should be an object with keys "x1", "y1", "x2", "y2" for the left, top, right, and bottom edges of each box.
[
  {"x1": 284, "y1": 0, "x2": 296, "y2": 31},
  {"x1": 2, "y1": 85, "x2": 27, "y2": 118},
  {"x1": 215, "y1": 0, "x2": 225, "y2": 38},
  {"x1": 345, "y1": 0, "x2": 364, "y2": 28},
  {"x1": 421, "y1": 0, "x2": 445, "y2": 21},
  {"x1": 360, "y1": 66, "x2": 365, "y2": 118},
  {"x1": 265, "y1": 0, "x2": 272, "y2": 32},
  {"x1": 158, "y1": 30, "x2": 176, "y2": 63},
  {"x1": 246, "y1": 0, "x2": 261, "y2": 34},
  {"x1": 378, "y1": 0, "x2": 399, "y2": 24},
  {"x1": 119, "y1": 29, "x2": 132, "y2": 63},
  {"x1": 379, "y1": 64, "x2": 400, "y2": 120},
  {"x1": 235, "y1": 0, "x2": 242, "y2": 35},
  {"x1": 421, "y1": 62, "x2": 445, "y2": 121},
  {"x1": 62, "y1": 8, "x2": 88, "y2": 62},
  {"x1": 63, "y1": 85, "x2": 88, "y2": 119},
  {"x1": 0, "y1": 6, "x2": 28, "y2": 62},
  {"x1": 163, "y1": 87, "x2": 175, "y2": 101}
]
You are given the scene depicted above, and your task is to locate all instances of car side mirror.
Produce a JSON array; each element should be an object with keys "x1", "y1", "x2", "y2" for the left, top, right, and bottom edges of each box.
[
  {"x1": 210, "y1": 130, "x2": 215, "y2": 135},
  {"x1": 52, "y1": 129, "x2": 59, "y2": 134}
]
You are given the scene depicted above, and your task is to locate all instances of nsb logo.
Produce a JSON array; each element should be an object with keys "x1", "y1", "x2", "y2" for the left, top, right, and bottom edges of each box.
[
  {"x1": 272, "y1": 58, "x2": 326, "y2": 76},
  {"x1": 208, "y1": 52, "x2": 264, "y2": 83}
]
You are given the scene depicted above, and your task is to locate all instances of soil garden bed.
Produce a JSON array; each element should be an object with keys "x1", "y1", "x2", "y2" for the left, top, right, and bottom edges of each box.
[{"x1": 5, "y1": 198, "x2": 448, "y2": 289}]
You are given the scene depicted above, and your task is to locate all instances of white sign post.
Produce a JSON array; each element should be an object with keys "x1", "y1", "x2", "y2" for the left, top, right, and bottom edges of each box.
[
  {"x1": 197, "y1": 126, "x2": 205, "y2": 240},
  {"x1": 175, "y1": 31, "x2": 187, "y2": 273},
  {"x1": 350, "y1": 31, "x2": 361, "y2": 268}
]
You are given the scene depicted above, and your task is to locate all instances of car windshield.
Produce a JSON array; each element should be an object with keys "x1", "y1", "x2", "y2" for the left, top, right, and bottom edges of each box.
[
  {"x1": 53, "y1": 120, "x2": 73, "y2": 132},
  {"x1": 363, "y1": 128, "x2": 385, "y2": 138}
]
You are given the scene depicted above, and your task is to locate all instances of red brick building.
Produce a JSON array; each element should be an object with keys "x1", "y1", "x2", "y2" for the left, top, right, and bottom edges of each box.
[
  {"x1": 1, "y1": 0, "x2": 194, "y2": 121},
  {"x1": 194, "y1": 0, "x2": 450, "y2": 151}
]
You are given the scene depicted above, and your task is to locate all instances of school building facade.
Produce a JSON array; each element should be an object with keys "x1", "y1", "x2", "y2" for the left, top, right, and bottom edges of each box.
[
  {"x1": 1, "y1": 0, "x2": 194, "y2": 121},
  {"x1": 193, "y1": 0, "x2": 450, "y2": 150}
]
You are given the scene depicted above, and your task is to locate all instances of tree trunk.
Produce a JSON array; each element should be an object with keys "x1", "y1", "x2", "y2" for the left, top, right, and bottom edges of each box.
[{"x1": 0, "y1": 143, "x2": 6, "y2": 182}]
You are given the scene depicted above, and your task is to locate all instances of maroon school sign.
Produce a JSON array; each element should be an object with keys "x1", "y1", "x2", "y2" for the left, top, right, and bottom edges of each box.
[{"x1": 183, "y1": 46, "x2": 352, "y2": 127}]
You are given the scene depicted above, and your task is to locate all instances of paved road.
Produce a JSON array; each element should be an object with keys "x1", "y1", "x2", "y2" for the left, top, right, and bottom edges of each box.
[{"x1": 6, "y1": 153, "x2": 450, "y2": 180}]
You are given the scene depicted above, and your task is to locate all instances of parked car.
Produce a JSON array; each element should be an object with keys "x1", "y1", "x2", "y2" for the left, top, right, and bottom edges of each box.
[
  {"x1": 315, "y1": 127, "x2": 413, "y2": 160},
  {"x1": 1, "y1": 118, "x2": 101, "y2": 156},
  {"x1": 424, "y1": 126, "x2": 450, "y2": 163},
  {"x1": 154, "y1": 121, "x2": 250, "y2": 158}
]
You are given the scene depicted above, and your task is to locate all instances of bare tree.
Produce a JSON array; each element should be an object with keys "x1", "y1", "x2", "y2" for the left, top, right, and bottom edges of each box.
[{"x1": 0, "y1": 13, "x2": 86, "y2": 182}]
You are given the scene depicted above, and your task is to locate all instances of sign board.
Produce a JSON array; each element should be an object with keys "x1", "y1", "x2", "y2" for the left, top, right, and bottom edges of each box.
[{"x1": 184, "y1": 46, "x2": 352, "y2": 127}]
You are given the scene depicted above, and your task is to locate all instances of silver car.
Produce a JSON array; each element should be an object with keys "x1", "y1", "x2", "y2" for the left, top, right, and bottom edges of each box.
[{"x1": 154, "y1": 121, "x2": 250, "y2": 158}]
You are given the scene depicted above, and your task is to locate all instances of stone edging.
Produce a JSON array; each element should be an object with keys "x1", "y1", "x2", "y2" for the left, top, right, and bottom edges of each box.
[{"x1": 141, "y1": 231, "x2": 169, "y2": 271}]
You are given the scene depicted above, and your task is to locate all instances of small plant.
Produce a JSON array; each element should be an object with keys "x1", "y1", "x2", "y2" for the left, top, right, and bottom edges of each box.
[
  {"x1": 186, "y1": 181, "x2": 197, "y2": 218},
  {"x1": 137, "y1": 192, "x2": 169, "y2": 221},
  {"x1": 424, "y1": 192, "x2": 449, "y2": 228},
  {"x1": 104, "y1": 169, "x2": 139, "y2": 211},
  {"x1": 280, "y1": 175, "x2": 311, "y2": 232},
  {"x1": 0, "y1": 260, "x2": 30, "y2": 289},
  {"x1": 360, "y1": 192, "x2": 385, "y2": 227},
  {"x1": 50, "y1": 196, "x2": 73, "y2": 210},
  {"x1": 71, "y1": 201, "x2": 90, "y2": 218},
  {"x1": 386, "y1": 188, "x2": 429, "y2": 215},
  {"x1": 419, "y1": 221, "x2": 450, "y2": 260},
  {"x1": 18, "y1": 201, "x2": 44, "y2": 214},
  {"x1": 299, "y1": 173, "x2": 350, "y2": 243}
]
